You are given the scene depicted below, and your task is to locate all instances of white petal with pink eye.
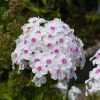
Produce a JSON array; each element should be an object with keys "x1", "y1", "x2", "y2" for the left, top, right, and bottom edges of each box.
[
  {"x1": 16, "y1": 33, "x2": 29, "y2": 44},
  {"x1": 27, "y1": 17, "x2": 46, "y2": 27},
  {"x1": 32, "y1": 51, "x2": 44, "y2": 60},
  {"x1": 30, "y1": 26, "x2": 46, "y2": 37},
  {"x1": 28, "y1": 17, "x2": 39, "y2": 23},
  {"x1": 49, "y1": 65, "x2": 66, "y2": 80},
  {"x1": 55, "y1": 54, "x2": 72, "y2": 69},
  {"x1": 41, "y1": 53, "x2": 56, "y2": 65},
  {"x1": 45, "y1": 19, "x2": 64, "y2": 35},
  {"x1": 54, "y1": 33, "x2": 65, "y2": 43},
  {"x1": 68, "y1": 86, "x2": 81, "y2": 100},
  {"x1": 32, "y1": 76, "x2": 46, "y2": 87},
  {"x1": 89, "y1": 65, "x2": 100, "y2": 80},
  {"x1": 52, "y1": 46, "x2": 61, "y2": 54},
  {"x1": 28, "y1": 17, "x2": 45, "y2": 23},
  {"x1": 29, "y1": 31, "x2": 41, "y2": 43},
  {"x1": 32, "y1": 62, "x2": 48, "y2": 78},
  {"x1": 20, "y1": 50, "x2": 31, "y2": 60},
  {"x1": 43, "y1": 36, "x2": 57, "y2": 46},
  {"x1": 36, "y1": 27, "x2": 46, "y2": 36},
  {"x1": 11, "y1": 47, "x2": 22, "y2": 64}
]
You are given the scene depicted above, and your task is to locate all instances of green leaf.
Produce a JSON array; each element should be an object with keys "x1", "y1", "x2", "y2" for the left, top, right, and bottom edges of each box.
[
  {"x1": 34, "y1": 93, "x2": 43, "y2": 100},
  {"x1": 40, "y1": 8, "x2": 48, "y2": 13},
  {"x1": 22, "y1": 1, "x2": 39, "y2": 13},
  {"x1": 3, "y1": 93, "x2": 13, "y2": 100},
  {"x1": 41, "y1": 0, "x2": 47, "y2": 5}
]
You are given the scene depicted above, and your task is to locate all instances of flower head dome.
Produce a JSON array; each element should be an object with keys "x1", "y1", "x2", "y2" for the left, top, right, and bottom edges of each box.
[{"x1": 11, "y1": 17, "x2": 85, "y2": 87}]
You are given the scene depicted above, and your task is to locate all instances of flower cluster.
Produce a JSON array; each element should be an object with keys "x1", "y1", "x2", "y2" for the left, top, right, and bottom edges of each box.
[
  {"x1": 11, "y1": 17, "x2": 85, "y2": 87},
  {"x1": 85, "y1": 49, "x2": 100, "y2": 95}
]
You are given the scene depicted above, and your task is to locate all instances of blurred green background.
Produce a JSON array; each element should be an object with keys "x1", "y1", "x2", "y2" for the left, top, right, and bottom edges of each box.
[{"x1": 0, "y1": 0, "x2": 100, "y2": 100}]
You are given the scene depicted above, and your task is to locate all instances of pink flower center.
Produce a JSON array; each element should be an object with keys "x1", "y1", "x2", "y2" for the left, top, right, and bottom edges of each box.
[
  {"x1": 35, "y1": 58, "x2": 40, "y2": 62},
  {"x1": 48, "y1": 34, "x2": 53, "y2": 38},
  {"x1": 70, "y1": 48, "x2": 72, "y2": 52},
  {"x1": 54, "y1": 49, "x2": 59, "y2": 53},
  {"x1": 61, "y1": 58, "x2": 67, "y2": 64},
  {"x1": 31, "y1": 38, "x2": 36, "y2": 43},
  {"x1": 40, "y1": 50, "x2": 43, "y2": 53},
  {"x1": 76, "y1": 47, "x2": 78, "y2": 52},
  {"x1": 36, "y1": 31, "x2": 41, "y2": 34},
  {"x1": 50, "y1": 26, "x2": 55, "y2": 31},
  {"x1": 46, "y1": 59, "x2": 52, "y2": 64},
  {"x1": 47, "y1": 43, "x2": 52, "y2": 48},
  {"x1": 96, "y1": 53, "x2": 100, "y2": 58},
  {"x1": 14, "y1": 54, "x2": 17, "y2": 58},
  {"x1": 64, "y1": 76, "x2": 68, "y2": 80},
  {"x1": 33, "y1": 20, "x2": 36, "y2": 23},
  {"x1": 37, "y1": 66, "x2": 42, "y2": 72},
  {"x1": 56, "y1": 69, "x2": 61, "y2": 75},
  {"x1": 24, "y1": 40, "x2": 27, "y2": 44},
  {"x1": 62, "y1": 26, "x2": 66, "y2": 30},
  {"x1": 96, "y1": 69, "x2": 100, "y2": 73},
  {"x1": 70, "y1": 68, "x2": 74, "y2": 73},
  {"x1": 27, "y1": 28, "x2": 30, "y2": 33},
  {"x1": 36, "y1": 77, "x2": 40, "y2": 81},
  {"x1": 59, "y1": 38, "x2": 64, "y2": 43},
  {"x1": 24, "y1": 49, "x2": 28, "y2": 54}
]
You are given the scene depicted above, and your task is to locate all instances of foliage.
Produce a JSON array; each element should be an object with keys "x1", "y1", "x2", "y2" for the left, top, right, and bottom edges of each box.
[{"x1": 86, "y1": 93, "x2": 100, "y2": 100}]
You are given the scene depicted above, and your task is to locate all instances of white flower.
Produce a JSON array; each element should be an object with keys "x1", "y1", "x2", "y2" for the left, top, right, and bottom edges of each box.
[
  {"x1": 28, "y1": 17, "x2": 45, "y2": 24},
  {"x1": 45, "y1": 18, "x2": 63, "y2": 35},
  {"x1": 57, "y1": 54, "x2": 72, "y2": 69},
  {"x1": 43, "y1": 36, "x2": 57, "y2": 47},
  {"x1": 20, "y1": 49, "x2": 31, "y2": 60},
  {"x1": 68, "y1": 86, "x2": 81, "y2": 100},
  {"x1": 32, "y1": 62, "x2": 48, "y2": 78},
  {"x1": 56, "y1": 82, "x2": 67, "y2": 90},
  {"x1": 29, "y1": 26, "x2": 46, "y2": 41},
  {"x1": 89, "y1": 66, "x2": 100, "y2": 80},
  {"x1": 41, "y1": 53, "x2": 56, "y2": 65},
  {"x1": 48, "y1": 63, "x2": 66, "y2": 80},
  {"x1": 32, "y1": 76, "x2": 46, "y2": 87},
  {"x1": 27, "y1": 17, "x2": 45, "y2": 28},
  {"x1": 11, "y1": 46, "x2": 22, "y2": 64},
  {"x1": 56, "y1": 82, "x2": 68, "y2": 97}
]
